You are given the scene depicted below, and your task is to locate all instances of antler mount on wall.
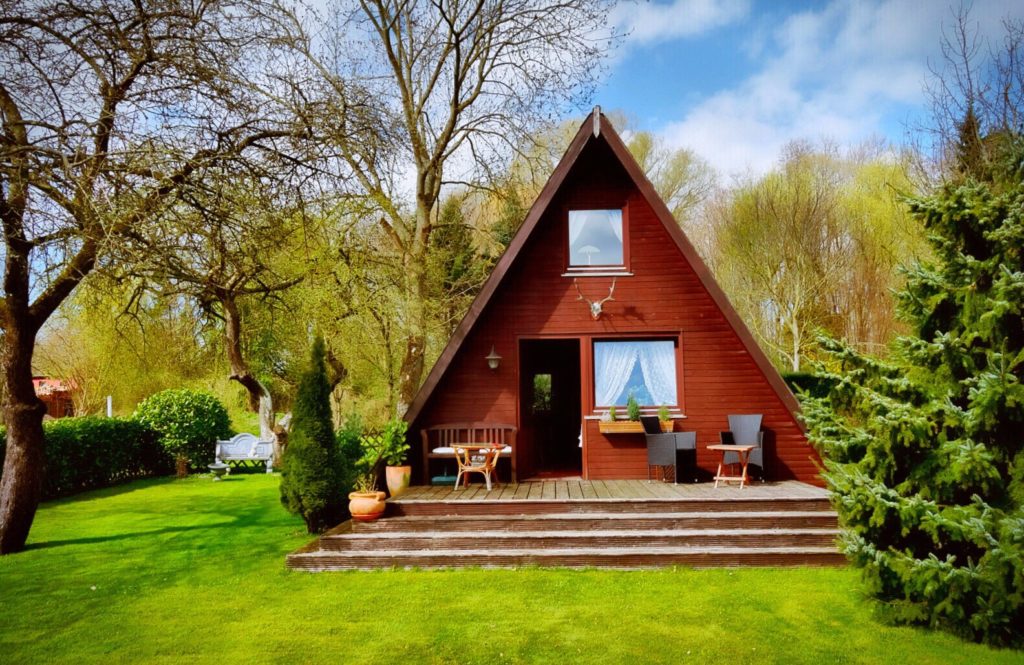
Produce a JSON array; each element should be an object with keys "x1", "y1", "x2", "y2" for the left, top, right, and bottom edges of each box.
[{"x1": 573, "y1": 277, "x2": 616, "y2": 320}]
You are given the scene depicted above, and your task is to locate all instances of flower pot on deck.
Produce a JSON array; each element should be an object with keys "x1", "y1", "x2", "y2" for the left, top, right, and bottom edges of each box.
[
  {"x1": 348, "y1": 491, "x2": 387, "y2": 522},
  {"x1": 385, "y1": 465, "x2": 412, "y2": 498}
]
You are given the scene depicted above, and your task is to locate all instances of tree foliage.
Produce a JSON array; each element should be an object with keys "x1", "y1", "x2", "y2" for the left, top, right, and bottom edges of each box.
[
  {"x1": 279, "y1": 336, "x2": 348, "y2": 533},
  {"x1": 803, "y1": 140, "x2": 1024, "y2": 647},
  {"x1": 709, "y1": 143, "x2": 929, "y2": 370}
]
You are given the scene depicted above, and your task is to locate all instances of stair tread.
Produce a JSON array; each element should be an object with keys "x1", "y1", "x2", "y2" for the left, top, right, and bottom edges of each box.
[
  {"x1": 329, "y1": 528, "x2": 840, "y2": 539},
  {"x1": 393, "y1": 495, "x2": 828, "y2": 504},
  {"x1": 296, "y1": 545, "x2": 841, "y2": 558},
  {"x1": 376, "y1": 510, "x2": 836, "y2": 521}
]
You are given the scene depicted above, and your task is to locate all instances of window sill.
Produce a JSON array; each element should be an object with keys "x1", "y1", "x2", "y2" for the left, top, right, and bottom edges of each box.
[
  {"x1": 584, "y1": 413, "x2": 686, "y2": 420},
  {"x1": 562, "y1": 270, "x2": 633, "y2": 278}
]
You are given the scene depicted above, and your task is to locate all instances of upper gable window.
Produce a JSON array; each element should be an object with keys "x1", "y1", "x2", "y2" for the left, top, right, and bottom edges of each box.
[{"x1": 568, "y1": 209, "x2": 624, "y2": 269}]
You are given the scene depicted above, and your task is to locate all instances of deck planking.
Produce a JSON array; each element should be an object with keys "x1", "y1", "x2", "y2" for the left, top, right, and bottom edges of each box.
[{"x1": 395, "y1": 479, "x2": 828, "y2": 503}]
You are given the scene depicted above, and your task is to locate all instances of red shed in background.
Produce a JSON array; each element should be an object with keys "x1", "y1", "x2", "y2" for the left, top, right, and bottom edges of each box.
[
  {"x1": 405, "y1": 110, "x2": 822, "y2": 485},
  {"x1": 32, "y1": 376, "x2": 76, "y2": 418}
]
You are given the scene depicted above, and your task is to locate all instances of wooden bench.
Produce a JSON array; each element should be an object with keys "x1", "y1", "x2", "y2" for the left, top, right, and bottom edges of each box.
[
  {"x1": 215, "y1": 433, "x2": 274, "y2": 473},
  {"x1": 421, "y1": 423, "x2": 517, "y2": 484}
]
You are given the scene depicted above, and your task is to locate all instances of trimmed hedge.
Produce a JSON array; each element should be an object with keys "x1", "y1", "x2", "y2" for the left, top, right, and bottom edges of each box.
[{"x1": 0, "y1": 417, "x2": 172, "y2": 500}]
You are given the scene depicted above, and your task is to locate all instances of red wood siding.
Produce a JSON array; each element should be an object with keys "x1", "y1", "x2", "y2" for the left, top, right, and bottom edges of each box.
[{"x1": 413, "y1": 138, "x2": 822, "y2": 485}]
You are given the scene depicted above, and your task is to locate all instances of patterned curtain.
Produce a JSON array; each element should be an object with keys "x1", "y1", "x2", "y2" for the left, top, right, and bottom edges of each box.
[
  {"x1": 637, "y1": 341, "x2": 677, "y2": 406},
  {"x1": 594, "y1": 342, "x2": 638, "y2": 406}
]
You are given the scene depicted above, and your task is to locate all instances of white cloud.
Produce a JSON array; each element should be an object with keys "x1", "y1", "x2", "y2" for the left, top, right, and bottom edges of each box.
[
  {"x1": 611, "y1": 0, "x2": 750, "y2": 45},
  {"x1": 657, "y1": 0, "x2": 1024, "y2": 178}
]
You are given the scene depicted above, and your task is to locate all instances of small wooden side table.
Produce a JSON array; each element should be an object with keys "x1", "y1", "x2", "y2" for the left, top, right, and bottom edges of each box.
[{"x1": 707, "y1": 444, "x2": 756, "y2": 489}]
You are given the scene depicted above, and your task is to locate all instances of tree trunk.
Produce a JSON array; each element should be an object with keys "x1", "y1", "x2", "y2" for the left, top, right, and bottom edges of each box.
[
  {"x1": 790, "y1": 314, "x2": 801, "y2": 372},
  {"x1": 397, "y1": 255, "x2": 428, "y2": 416},
  {"x1": 0, "y1": 324, "x2": 47, "y2": 554},
  {"x1": 221, "y1": 294, "x2": 276, "y2": 450}
]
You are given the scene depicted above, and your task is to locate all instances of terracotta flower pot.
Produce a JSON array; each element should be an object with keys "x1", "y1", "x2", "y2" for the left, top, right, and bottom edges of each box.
[
  {"x1": 348, "y1": 491, "x2": 387, "y2": 522},
  {"x1": 386, "y1": 465, "x2": 412, "y2": 498}
]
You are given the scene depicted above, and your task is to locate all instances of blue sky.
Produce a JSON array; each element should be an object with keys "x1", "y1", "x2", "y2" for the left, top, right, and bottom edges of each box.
[{"x1": 598, "y1": 0, "x2": 1024, "y2": 177}]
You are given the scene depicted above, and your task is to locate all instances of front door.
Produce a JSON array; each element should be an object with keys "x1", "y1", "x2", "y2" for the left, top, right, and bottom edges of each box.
[{"x1": 518, "y1": 339, "x2": 582, "y2": 478}]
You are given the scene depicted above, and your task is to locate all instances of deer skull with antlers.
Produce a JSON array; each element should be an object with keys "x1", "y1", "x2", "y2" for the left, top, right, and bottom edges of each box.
[{"x1": 573, "y1": 278, "x2": 616, "y2": 320}]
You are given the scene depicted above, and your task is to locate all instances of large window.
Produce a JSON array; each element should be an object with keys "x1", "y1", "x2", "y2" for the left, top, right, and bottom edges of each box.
[
  {"x1": 568, "y1": 209, "x2": 623, "y2": 268},
  {"x1": 594, "y1": 340, "x2": 678, "y2": 407}
]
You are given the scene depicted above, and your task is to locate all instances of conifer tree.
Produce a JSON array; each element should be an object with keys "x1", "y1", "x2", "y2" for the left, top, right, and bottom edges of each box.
[
  {"x1": 280, "y1": 337, "x2": 348, "y2": 533},
  {"x1": 953, "y1": 104, "x2": 986, "y2": 181},
  {"x1": 803, "y1": 138, "x2": 1024, "y2": 647}
]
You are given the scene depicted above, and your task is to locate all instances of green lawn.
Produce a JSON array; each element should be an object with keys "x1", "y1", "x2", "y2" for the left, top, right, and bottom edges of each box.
[{"x1": 0, "y1": 475, "x2": 1019, "y2": 664}]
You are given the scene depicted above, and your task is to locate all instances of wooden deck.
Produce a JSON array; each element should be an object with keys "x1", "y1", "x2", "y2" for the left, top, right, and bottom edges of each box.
[{"x1": 394, "y1": 479, "x2": 827, "y2": 503}]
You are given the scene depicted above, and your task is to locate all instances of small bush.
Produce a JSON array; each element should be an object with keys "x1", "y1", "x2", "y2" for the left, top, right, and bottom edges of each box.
[
  {"x1": 0, "y1": 418, "x2": 171, "y2": 499},
  {"x1": 133, "y1": 389, "x2": 231, "y2": 470},
  {"x1": 280, "y1": 337, "x2": 348, "y2": 533}
]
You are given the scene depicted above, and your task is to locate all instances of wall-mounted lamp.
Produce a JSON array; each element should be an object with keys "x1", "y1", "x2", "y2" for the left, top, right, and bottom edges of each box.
[{"x1": 485, "y1": 345, "x2": 502, "y2": 370}]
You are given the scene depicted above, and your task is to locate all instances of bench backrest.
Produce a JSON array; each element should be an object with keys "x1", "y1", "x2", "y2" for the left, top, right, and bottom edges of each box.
[
  {"x1": 220, "y1": 433, "x2": 258, "y2": 450},
  {"x1": 421, "y1": 422, "x2": 517, "y2": 448}
]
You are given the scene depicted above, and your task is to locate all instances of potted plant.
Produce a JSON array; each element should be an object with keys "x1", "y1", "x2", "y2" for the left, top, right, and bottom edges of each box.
[
  {"x1": 348, "y1": 471, "x2": 387, "y2": 522},
  {"x1": 658, "y1": 404, "x2": 673, "y2": 432},
  {"x1": 379, "y1": 419, "x2": 411, "y2": 498},
  {"x1": 626, "y1": 394, "x2": 641, "y2": 422}
]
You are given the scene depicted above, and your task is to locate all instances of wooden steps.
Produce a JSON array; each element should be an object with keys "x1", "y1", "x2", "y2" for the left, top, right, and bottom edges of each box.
[
  {"x1": 359, "y1": 511, "x2": 837, "y2": 532},
  {"x1": 287, "y1": 485, "x2": 844, "y2": 571}
]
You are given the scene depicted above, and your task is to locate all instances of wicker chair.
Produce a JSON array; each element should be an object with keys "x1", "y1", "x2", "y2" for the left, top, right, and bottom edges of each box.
[
  {"x1": 641, "y1": 416, "x2": 697, "y2": 483},
  {"x1": 453, "y1": 445, "x2": 502, "y2": 491}
]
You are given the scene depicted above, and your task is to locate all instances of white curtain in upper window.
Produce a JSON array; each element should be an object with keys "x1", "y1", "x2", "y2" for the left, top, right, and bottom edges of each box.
[
  {"x1": 608, "y1": 213, "x2": 623, "y2": 242},
  {"x1": 638, "y1": 341, "x2": 678, "y2": 406},
  {"x1": 594, "y1": 342, "x2": 638, "y2": 406},
  {"x1": 568, "y1": 212, "x2": 587, "y2": 246}
]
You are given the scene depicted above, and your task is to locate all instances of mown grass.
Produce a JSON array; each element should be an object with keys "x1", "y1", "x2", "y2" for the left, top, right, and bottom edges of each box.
[{"x1": 0, "y1": 474, "x2": 1019, "y2": 664}]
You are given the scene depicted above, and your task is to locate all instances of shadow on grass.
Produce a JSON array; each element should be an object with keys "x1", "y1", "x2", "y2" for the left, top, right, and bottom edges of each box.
[
  {"x1": 25, "y1": 522, "x2": 235, "y2": 550},
  {"x1": 44, "y1": 475, "x2": 180, "y2": 506}
]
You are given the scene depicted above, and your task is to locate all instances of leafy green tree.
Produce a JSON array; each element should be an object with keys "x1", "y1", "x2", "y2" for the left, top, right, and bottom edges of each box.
[
  {"x1": 803, "y1": 140, "x2": 1024, "y2": 646},
  {"x1": 280, "y1": 337, "x2": 348, "y2": 533}
]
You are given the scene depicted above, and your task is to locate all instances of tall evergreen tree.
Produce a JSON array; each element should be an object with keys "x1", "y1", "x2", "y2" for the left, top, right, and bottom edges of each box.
[
  {"x1": 953, "y1": 104, "x2": 986, "y2": 181},
  {"x1": 803, "y1": 139, "x2": 1024, "y2": 646},
  {"x1": 280, "y1": 336, "x2": 348, "y2": 533}
]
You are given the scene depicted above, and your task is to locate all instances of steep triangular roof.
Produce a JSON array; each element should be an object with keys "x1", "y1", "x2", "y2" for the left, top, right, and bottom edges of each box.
[{"x1": 405, "y1": 109, "x2": 801, "y2": 425}]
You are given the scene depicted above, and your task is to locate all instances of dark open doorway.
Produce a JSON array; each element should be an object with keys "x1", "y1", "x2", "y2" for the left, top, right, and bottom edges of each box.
[{"x1": 519, "y1": 339, "x2": 582, "y2": 478}]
